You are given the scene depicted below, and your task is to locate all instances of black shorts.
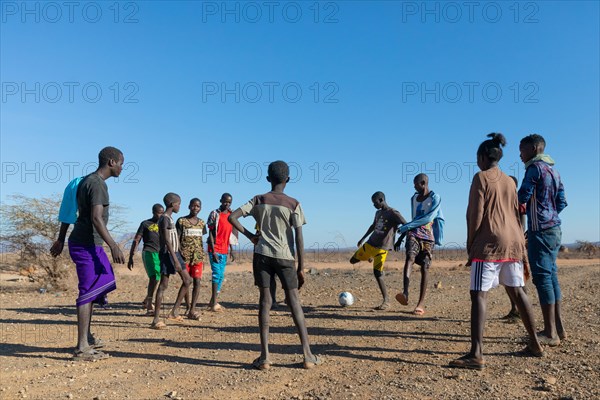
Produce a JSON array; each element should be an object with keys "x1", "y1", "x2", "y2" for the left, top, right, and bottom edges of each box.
[
  {"x1": 253, "y1": 253, "x2": 297, "y2": 290},
  {"x1": 159, "y1": 251, "x2": 185, "y2": 276}
]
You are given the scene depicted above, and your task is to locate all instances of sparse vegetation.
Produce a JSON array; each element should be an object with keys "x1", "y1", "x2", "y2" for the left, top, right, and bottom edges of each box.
[{"x1": 0, "y1": 194, "x2": 127, "y2": 290}]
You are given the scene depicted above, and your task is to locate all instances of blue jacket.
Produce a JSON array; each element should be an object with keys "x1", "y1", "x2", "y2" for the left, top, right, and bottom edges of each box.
[
  {"x1": 399, "y1": 191, "x2": 445, "y2": 246},
  {"x1": 518, "y1": 160, "x2": 567, "y2": 232}
]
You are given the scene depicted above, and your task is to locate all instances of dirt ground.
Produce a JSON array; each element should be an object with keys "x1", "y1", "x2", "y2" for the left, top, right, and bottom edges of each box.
[{"x1": 1, "y1": 256, "x2": 599, "y2": 400}]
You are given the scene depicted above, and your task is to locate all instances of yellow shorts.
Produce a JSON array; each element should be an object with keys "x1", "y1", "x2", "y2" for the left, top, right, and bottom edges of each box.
[{"x1": 352, "y1": 243, "x2": 388, "y2": 272}]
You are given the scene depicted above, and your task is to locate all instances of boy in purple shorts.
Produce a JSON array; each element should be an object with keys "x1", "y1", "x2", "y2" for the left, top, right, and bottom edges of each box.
[
  {"x1": 65, "y1": 147, "x2": 125, "y2": 361},
  {"x1": 229, "y1": 161, "x2": 321, "y2": 370}
]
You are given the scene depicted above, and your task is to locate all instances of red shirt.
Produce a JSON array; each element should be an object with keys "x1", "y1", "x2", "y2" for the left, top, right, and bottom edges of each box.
[{"x1": 211, "y1": 211, "x2": 233, "y2": 254}]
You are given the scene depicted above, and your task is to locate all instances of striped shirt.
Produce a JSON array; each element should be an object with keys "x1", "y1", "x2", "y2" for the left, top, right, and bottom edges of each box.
[{"x1": 159, "y1": 214, "x2": 179, "y2": 253}]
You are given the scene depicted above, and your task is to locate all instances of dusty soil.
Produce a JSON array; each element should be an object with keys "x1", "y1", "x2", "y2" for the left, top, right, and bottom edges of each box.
[{"x1": 1, "y1": 256, "x2": 599, "y2": 400}]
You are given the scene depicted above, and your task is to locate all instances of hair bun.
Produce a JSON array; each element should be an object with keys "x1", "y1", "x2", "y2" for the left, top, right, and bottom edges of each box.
[{"x1": 487, "y1": 132, "x2": 506, "y2": 147}]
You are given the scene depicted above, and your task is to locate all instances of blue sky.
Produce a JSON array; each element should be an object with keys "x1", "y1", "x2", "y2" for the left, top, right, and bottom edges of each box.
[{"x1": 1, "y1": 1, "x2": 599, "y2": 251}]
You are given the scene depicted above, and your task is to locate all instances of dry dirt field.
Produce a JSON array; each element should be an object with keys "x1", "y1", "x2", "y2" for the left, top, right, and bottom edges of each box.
[{"x1": 1, "y1": 255, "x2": 599, "y2": 400}]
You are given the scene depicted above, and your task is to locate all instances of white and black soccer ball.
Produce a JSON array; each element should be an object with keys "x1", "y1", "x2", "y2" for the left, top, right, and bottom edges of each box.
[{"x1": 338, "y1": 291, "x2": 354, "y2": 307}]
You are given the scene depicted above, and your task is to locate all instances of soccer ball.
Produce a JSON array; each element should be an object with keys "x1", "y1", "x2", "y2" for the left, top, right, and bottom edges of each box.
[{"x1": 338, "y1": 292, "x2": 354, "y2": 307}]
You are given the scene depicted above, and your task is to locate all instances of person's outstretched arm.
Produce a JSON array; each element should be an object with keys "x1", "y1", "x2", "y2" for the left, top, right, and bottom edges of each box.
[{"x1": 357, "y1": 223, "x2": 375, "y2": 247}]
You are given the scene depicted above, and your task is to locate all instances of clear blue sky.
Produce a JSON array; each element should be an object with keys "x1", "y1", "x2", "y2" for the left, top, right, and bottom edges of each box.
[{"x1": 1, "y1": 1, "x2": 599, "y2": 251}]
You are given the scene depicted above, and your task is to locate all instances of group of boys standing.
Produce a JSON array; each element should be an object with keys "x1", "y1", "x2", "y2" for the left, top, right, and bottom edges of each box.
[
  {"x1": 50, "y1": 134, "x2": 567, "y2": 370},
  {"x1": 128, "y1": 193, "x2": 237, "y2": 329}
]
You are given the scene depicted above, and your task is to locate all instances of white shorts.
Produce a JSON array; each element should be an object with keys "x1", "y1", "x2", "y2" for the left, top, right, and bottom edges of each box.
[{"x1": 470, "y1": 261, "x2": 524, "y2": 292}]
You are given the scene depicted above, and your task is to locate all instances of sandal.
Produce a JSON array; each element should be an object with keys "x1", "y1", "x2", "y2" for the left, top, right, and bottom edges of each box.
[
  {"x1": 395, "y1": 293, "x2": 408, "y2": 306},
  {"x1": 537, "y1": 332, "x2": 560, "y2": 347},
  {"x1": 187, "y1": 311, "x2": 202, "y2": 320},
  {"x1": 150, "y1": 321, "x2": 167, "y2": 330},
  {"x1": 252, "y1": 357, "x2": 271, "y2": 371},
  {"x1": 167, "y1": 315, "x2": 184, "y2": 322},
  {"x1": 73, "y1": 348, "x2": 109, "y2": 362},
  {"x1": 374, "y1": 302, "x2": 390, "y2": 311},
  {"x1": 516, "y1": 345, "x2": 544, "y2": 358},
  {"x1": 88, "y1": 335, "x2": 105, "y2": 349},
  {"x1": 449, "y1": 355, "x2": 485, "y2": 370},
  {"x1": 303, "y1": 355, "x2": 322, "y2": 369}
]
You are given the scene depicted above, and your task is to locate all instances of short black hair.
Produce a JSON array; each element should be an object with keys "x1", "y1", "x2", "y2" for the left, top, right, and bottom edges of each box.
[
  {"x1": 152, "y1": 203, "x2": 164, "y2": 213},
  {"x1": 371, "y1": 191, "x2": 385, "y2": 201},
  {"x1": 267, "y1": 161, "x2": 289, "y2": 185},
  {"x1": 520, "y1": 134, "x2": 546, "y2": 150},
  {"x1": 98, "y1": 146, "x2": 123, "y2": 167},
  {"x1": 414, "y1": 173, "x2": 428, "y2": 183},
  {"x1": 163, "y1": 192, "x2": 181, "y2": 207},
  {"x1": 477, "y1": 133, "x2": 506, "y2": 162},
  {"x1": 220, "y1": 193, "x2": 232, "y2": 201},
  {"x1": 189, "y1": 198, "x2": 201, "y2": 206}
]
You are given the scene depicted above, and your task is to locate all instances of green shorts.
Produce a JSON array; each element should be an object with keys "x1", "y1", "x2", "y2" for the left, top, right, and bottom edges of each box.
[{"x1": 142, "y1": 251, "x2": 161, "y2": 280}]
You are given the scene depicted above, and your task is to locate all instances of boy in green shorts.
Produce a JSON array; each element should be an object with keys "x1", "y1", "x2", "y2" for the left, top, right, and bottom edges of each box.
[
  {"x1": 128, "y1": 204, "x2": 164, "y2": 315},
  {"x1": 351, "y1": 192, "x2": 407, "y2": 310}
]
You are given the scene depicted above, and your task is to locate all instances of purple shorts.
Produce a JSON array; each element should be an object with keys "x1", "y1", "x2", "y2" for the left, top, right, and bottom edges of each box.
[{"x1": 69, "y1": 242, "x2": 116, "y2": 306}]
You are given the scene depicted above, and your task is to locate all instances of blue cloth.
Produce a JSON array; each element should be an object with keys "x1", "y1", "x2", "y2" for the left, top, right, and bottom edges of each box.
[
  {"x1": 58, "y1": 176, "x2": 84, "y2": 224},
  {"x1": 518, "y1": 160, "x2": 567, "y2": 232},
  {"x1": 399, "y1": 192, "x2": 445, "y2": 246},
  {"x1": 528, "y1": 226, "x2": 562, "y2": 305},
  {"x1": 209, "y1": 252, "x2": 228, "y2": 292}
]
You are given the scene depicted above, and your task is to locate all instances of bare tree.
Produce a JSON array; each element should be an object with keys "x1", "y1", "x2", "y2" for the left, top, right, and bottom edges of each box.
[{"x1": 0, "y1": 193, "x2": 128, "y2": 290}]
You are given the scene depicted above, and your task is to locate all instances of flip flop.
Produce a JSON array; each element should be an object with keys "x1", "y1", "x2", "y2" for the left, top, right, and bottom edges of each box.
[
  {"x1": 187, "y1": 312, "x2": 202, "y2": 320},
  {"x1": 73, "y1": 348, "x2": 109, "y2": 362},
  {"x1": 144, "y1": 310, "x2": 155, "y2": 316},
  {"x1": 303, "y1": 355, "x2": 323, "y2": 369},
  {"x1": 374, "y1": 302, "x2": 390, "y2": 311},
  {"x1": 516, "y1": 345, "x2": 544, "y2": 358},
  {"x1": 448, "y1": 355, "x2": 485, "y2": 370},
  {"x1": 150, "y1": 321, "x2": 167, "y2": 330},
  {"x1": 209, "y1": 304, "x2": 226, "y2": 312},
  {"x1": 537, "y1": 332, "x2": 560, "y2": 347},
  {"x1": 167, "y1": 315, "x2": 184, "y2": 322},
  {"x1": 413, "y1": 308, "x2": 425, "y2": 316},
  {"x1": 395, "y1": 293, "x2": 408, "y2": 306},
  {"x1": 88, "y1": 335, "x2": 105, "y2": 349},
  {"x1": 252, "y1": 357, "x2": 271, "y2": 371}
]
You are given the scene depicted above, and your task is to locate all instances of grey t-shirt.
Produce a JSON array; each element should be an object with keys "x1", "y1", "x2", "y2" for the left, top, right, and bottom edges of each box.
[
  {"x1": 69, "y1": 173, "x2": 109, "y2": 246},
  {"x1": 240, "y1": 191, "x2": 306, "y2": 261},
  {"x1": 367, "y1": 208, "x2": 406, "y2": 251}
]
